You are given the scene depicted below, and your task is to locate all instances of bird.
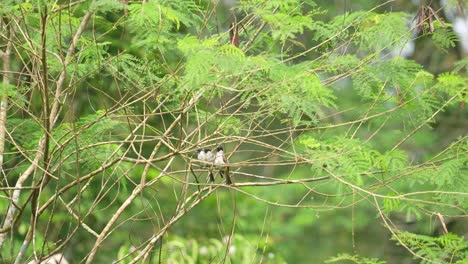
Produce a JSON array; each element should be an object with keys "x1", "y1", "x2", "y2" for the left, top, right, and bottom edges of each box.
[
  {"x1": 214, "y1": 146, "x2": 232, "y2": 185},
  {"x1": 204, "y1": 149, "x2": 215, "y2": 163},
  {"x1": 197, "y1": 149, "x2": 206, "y2": 165},
  {"x1": 204, "y1": 149, "x2": 216, "y2": 182},
  {"x1": 190, "y1": 149, "x2": 205, "y2": 186},
  {"x1": 197, "y1": 149, "x2": 216, "y2": 182}
]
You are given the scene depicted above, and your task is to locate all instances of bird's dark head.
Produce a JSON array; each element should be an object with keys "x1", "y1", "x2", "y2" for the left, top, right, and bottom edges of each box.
[
  {"x1": 216, "y1": 146, "x2": 224, "y2": 152},
  {"x1": 197, "y1": 149, "x2": 202, "y2": 154},
  {"x1": 203, "y1": 149, "x2": 211, "y2": 153}
]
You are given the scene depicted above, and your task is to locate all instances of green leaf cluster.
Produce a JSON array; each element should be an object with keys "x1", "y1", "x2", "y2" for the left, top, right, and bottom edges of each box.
[{"x1": 392, "y1": 231, "x2": 468, "y2": 264}]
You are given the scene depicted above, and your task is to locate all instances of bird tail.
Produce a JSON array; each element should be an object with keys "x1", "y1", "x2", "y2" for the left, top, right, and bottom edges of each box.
[
  {"x1": 225, "y1": 174, "x2": 232, "y2": 185},
  {"x1": 208, "y1": 169, "x2": 215, "y2": 183},
  {"x1": 225, "y1": 167, "x2": 232, "y2": 185}
]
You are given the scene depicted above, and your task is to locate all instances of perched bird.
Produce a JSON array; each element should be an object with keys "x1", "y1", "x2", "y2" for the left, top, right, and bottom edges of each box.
[
  {"x1": 214, "y1": 146, "x2": 232, "y2": 185},
  {"x1": 204, "y1": 149, "x2": 215, "y2": 182},
  {"x1": 204, "y1": 149, "x2": 215, "y2": 163},
  {"x1": 190, "y1": 149, "x2": 205, "y2": 186},
  {"x1": 197, "y1": 149, "x2": 206, "y2": 165},
  {"x1": 197, "y1": 148, "x2": 216, "y2": 182}
]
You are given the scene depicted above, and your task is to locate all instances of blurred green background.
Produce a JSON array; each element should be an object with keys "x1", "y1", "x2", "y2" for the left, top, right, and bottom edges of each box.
[{"x1": 0, "y1": 0, "x2": 467, "y2": 263}]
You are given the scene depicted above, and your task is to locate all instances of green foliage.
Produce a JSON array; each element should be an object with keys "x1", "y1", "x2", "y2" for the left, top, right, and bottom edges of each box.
[
  {"x1": 16, "y1": 110, "x2": 126, "y2": 174},
  {"x1": 189, "y1": 109, "x2": 244, "y2": 136},
  {"x1": 106, "y1": 54, "x2": 162, "y2": 91},
  {"x1": 352, "y1": 57, "x2": 432, "y2": 100},
  {"x1": 240, "y1": 0, "x2": 319, "y2": 42},
  {"x1": 91, "y1": 0, "x2": 125, "y2": 13},
  {"x1": 116, "y1": 234, "x2": 285, "y2": 263},
  {"x1": 177, "y1": 35, "x2": 253, "y2": 102},
  {"x1": 0, "y1": 1, "x2": 33, "y2": 16},
  {"x1": 310, "y1": 11, "x2": 369, "y2": 46},
  {"x1": 454, "y1": 57, "x2": 468, "y2": 73},
  {"x1": 323, "y1": 54, "x2": 361, "y2": 74},
  {"x1": 299, "y1": 134, "x2": 409, "y2": 186},
  {"x1": 310, "y1": 12, "x2": 411, "y2": 52},
  {"x1": 435, "y1": 72, "x2": 468, "y2": 104},
  {"x1": 126, "y1": 0, "x2": 200, "y2": 53},
  {"x1": 432, "y1": 27, "x2": 458, "y2": 52},
  {"x1": 71, "y1": 39, "x2": 112, "y2": 79},
  {"x1": 264, "y1": 62, "x2": 337, "y2": 125},
  {"x1": 382, "y1": 192, "x2": 401, "y2": 215},
  {"x1": 1, "y1": 0, "x2": 466, "y2": 263},
  {"x1": 425, "y1": 137, "x2": 468, "y2": 208},
  {"x1": 0, "y1": 82, "x2": 27, "y2": 106},
  {"x1": 356, "y1": 12, "x2": 411, "y2": 52},
  {"x1": 0, "y1": 82, "x2": 16, "y2": 97},
  {"x1": 392, "y1": 232, "x2": 468, "y2": 264},
  {"x1": 326, "y1": 253, "x2": 386, "y2": 264}
]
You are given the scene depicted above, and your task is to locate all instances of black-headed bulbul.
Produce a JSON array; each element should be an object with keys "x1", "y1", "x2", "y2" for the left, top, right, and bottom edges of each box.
[
  {"x1": 197, "y1": 149, "x2": 206, "y2": 165},
  {"x1": 204, "y1": 149, "x2": 214, "y2": 163},
  {"x1": 204, "y1": 149, "x2": 215, "y2": 182},
  {"x1": 214, "y1": 147, "x2": 232, "y2": 185},
  {"x1": 197, "y1": 148, "x2": 215, "y2": 182}
]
